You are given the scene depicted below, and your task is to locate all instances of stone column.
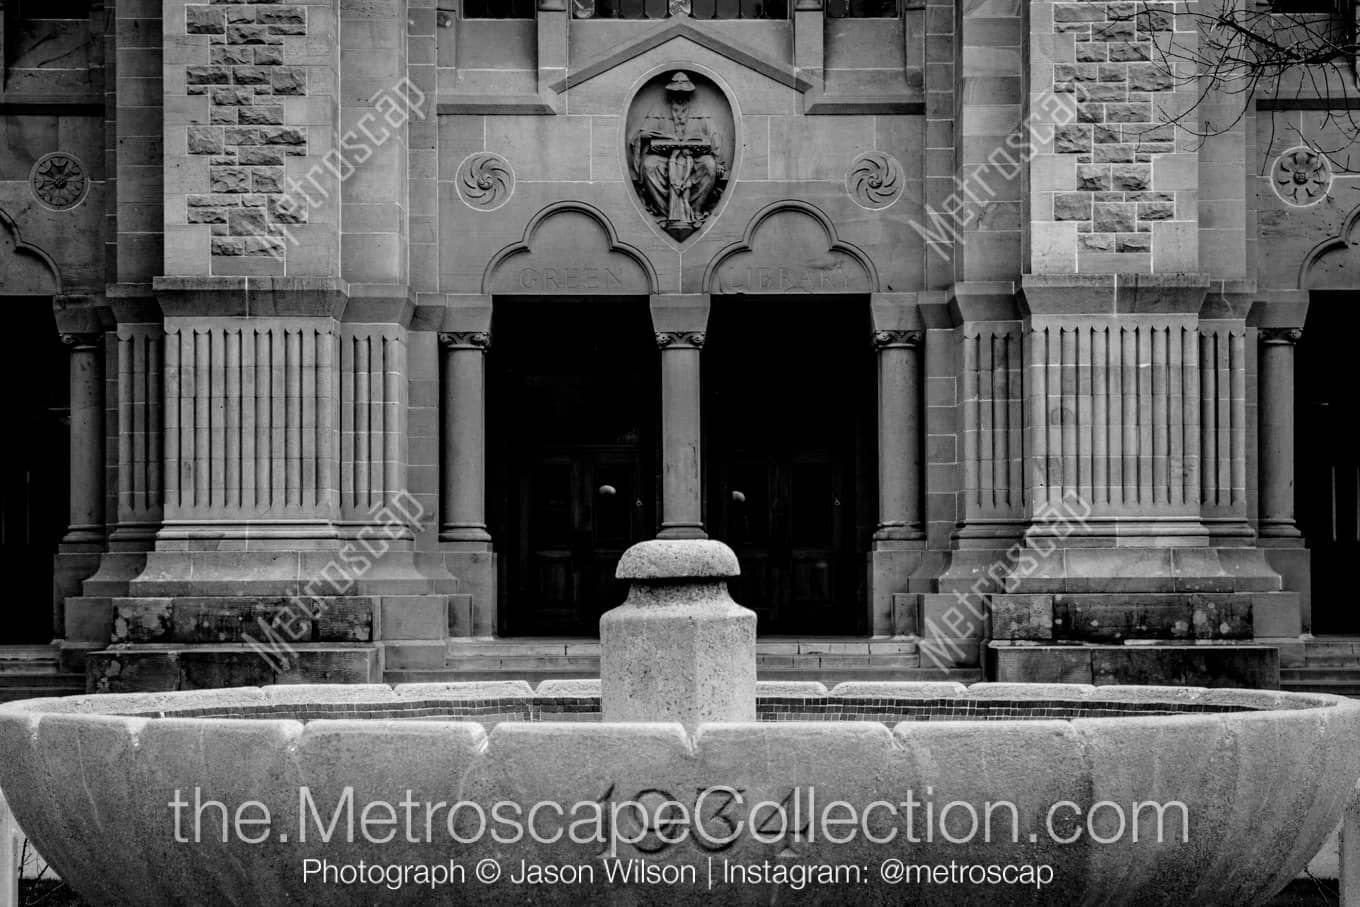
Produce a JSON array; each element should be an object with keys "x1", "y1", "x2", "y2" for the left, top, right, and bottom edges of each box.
[
  {"x1": 438, "y1": 331, "x2": 491, "y2": 543},
  {"x1": 1259, "y1": 327, "x2": 1302, "y2": 538},
  {"x1": 61, "y1": 333, "x2": 105, "y2": 545},
  {"x1": 655, "y1": 332, "x2": 706, "y2": 539},
  {"x1": 651, "y1": 294, "x2": 711, "y2": 540},
  {"x1": 873, "y1": 329, "x2": 925, "y2": 541}
]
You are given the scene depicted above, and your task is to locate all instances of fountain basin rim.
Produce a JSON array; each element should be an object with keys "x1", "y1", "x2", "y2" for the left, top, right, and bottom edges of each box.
[{"x1": 2, "y1": 681, "x2": 1350, "y2": 722}]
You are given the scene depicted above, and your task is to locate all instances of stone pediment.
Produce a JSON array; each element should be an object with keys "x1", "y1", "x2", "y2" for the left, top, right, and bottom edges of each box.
[
  {"x1": 704, "y1": 201, "x2": 877, "y2": 294},
  {"x1": 549, "y1": 20, "x2": 813, "y2": 94},
  {"x1": 483, "y1": 201, "x2": 658, "y2": 295}
]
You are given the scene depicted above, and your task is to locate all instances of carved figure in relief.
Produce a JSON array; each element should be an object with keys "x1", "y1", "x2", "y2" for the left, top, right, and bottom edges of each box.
[{"x1": 629, "y1": 72, "x2": 728, "y2": 240}]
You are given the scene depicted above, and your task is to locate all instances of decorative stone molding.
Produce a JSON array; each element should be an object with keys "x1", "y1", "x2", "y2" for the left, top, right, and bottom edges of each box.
[
  {"x1": 439, "y1": 331, "x2": 491, "y2": 350},
  {"x1": 163, "y1": 320, "x2": 338, "y2": 518},
  {"x1": 704, "y1": 201, "x2": 877, "y2": 294},
  {"x1": 340, "y1": 326, "x2": 408, "y2": 518},
  {"x1": 962, "y1": 326, "x2": 1023, "y2": 519},
  {"x1": 115, "y1": 325, "x2": 165, "y2": 528},
  {"x1": 1259, "y1": 327, "x2": 1303, "y2": 345},
  {"x1": 59, "y1": 332, "x2": 102, "y2": 350},
  {"x1": 1271, "y1": 148, "x2": 1331, "y2": 208},
  {"x1": 655, "y1": 330, "x2": 705, "y2": 349},
  {"x1": 31, "y1": 153, "x2": 89, "y2": 211},
  {"x1": 846, "y1": 152, "x2": 904, "y2": 211},
  {"x1": 1026, "y1": 319, "x2": 1205, "y2": 517},
  {"x1": 872, "y1": 329, "x2": 922, "y2": 349},
  {"x1": 455, "y1": 153, "x2": 515, "y2": 212},
  {"x1": 482, "y1": 201, "x2": 659, "y2": 295}
]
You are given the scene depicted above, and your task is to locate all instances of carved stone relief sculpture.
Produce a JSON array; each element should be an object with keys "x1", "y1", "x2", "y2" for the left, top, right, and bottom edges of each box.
[{"x1": 626, "y1": 70, "x2": 734, "y2": 241}]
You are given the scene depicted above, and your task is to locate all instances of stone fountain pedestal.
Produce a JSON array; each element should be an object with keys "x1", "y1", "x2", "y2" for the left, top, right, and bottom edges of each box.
[{"x1": 600, "y1": 539, "x2": 755, "y2": 729}]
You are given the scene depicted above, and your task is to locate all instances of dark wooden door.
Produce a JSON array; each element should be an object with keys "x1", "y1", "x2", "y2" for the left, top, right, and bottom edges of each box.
[
  {"x1": 513, "y1": 445, "x2": 648, "y2": 635},
  {"x1": 704, "y1": 298, "x2": 873, "y2": 636},
  {"x1": 1298, "y1": 293, "x2": 1360, "y2": 634},
  {"x1": 0, "y1": 300, "x2": 68, "y2": 643},
  {"x1": 489, "y1": 299, "x2": 658, "y2": 637}
]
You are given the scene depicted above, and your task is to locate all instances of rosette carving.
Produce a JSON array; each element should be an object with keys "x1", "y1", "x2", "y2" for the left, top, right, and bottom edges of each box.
[
  {"x1": 456, "y1": 153, "x2": 515, "y2": 212},
  {"x1": 31, "y1": 152, "x2": 88, "y2": 211},
  {"x1": 846, "y1": 151, "x2": 903, "y2": 211}
]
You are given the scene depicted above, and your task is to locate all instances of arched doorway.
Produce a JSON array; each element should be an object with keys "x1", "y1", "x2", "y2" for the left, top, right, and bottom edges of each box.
[
  {"x1": 1297, "y1": 292, "x2": 1360, "y2": 634},
  {"x1": 0, "y1": 214, "x2": 69, "y2": 645},
  {"x1": 703, "y1": 295, "x2": 876, "y2": 635},
  {"x1": 487, "y1": 298, "x2": 660, "y2": 636}
]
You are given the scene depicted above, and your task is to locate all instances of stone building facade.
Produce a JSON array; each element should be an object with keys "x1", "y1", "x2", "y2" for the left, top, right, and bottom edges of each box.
[{"x1": 0, "y1": 0, "x2": 1352, "y2": 691}]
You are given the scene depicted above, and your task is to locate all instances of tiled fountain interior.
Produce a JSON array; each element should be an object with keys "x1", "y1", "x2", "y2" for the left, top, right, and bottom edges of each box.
[{"x1": 114, "y1": 695, "x2": 1262, "y2": 727}]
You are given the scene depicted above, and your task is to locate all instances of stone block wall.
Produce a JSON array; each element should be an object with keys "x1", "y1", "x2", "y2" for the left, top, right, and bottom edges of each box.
[
  {"x1": 1029, "y1": 0, "x2": 1200, "y2": 273},
  {"x1": 164, "y1": 0, "x2": 338, "y2": 278}
]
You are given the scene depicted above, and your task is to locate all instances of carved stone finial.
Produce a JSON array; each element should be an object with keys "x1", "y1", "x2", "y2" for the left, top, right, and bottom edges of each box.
[
  {"x1": 872, "y1": 329, "x2": 923, "y2": 350},
  {"x1": 1260, "y1": 327, "x2": 1303, "y2": 345},
  {"x1": 656, "y1": 331, "x2": 705, "y2": 349},
  {"x1": 439, "y1": 331, "x2": 491, "y2": 350}
]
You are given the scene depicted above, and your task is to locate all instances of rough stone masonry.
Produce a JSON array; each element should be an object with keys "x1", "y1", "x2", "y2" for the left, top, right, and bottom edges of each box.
[{"x1": 181, "y1": 0, "x2": 310, "y2": 262}]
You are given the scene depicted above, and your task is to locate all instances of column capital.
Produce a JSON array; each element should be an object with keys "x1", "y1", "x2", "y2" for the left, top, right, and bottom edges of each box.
[
  {"x1": 439, "y1": 331, "x2": 491, "y2": 351},
  {"x1": 872, "y1": 329, "x2": 923, "y2": 350},
  {"x1": 1260, "y1": 327, "x2": 1303, "y2": 346},
  {"x1": 656, "y1": 331, "x2": 705, "y2": 350},
  {"x1": 60, "y1": 332, "x2": 102, "y2": 351}
]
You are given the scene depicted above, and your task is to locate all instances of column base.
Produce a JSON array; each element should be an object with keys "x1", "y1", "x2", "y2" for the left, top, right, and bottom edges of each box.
[
  {"x1": 444, "y1": 548, "x2": 497, "y2": 636},
  {"x1": 1259, "y1": 521, "x2": 1304, "y2": 540},
  {"x1": 439, "y1": 524, "x2": 492, "y2": 543},
  {"x1": 869, "y1": 540, "x2": 926, "y2": 636},
  {"x1": 874, "y1": 523, "x2": 925, "y2": 542}
]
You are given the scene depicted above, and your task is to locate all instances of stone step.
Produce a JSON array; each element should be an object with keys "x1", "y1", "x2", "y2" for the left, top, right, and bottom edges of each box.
[
  {"x1": 0, "y1": 645, "x2": 61, "y2": 661},
  {"x1": 0, "y1": 659, "x2": 59, "y2": 675},
  {"x1": 0, "y1": 675, "x2": 84, "y2": 702},
  {"x1": 1300, "y1": 639, "x2": 1360, "y2": 656},
  {"x1": 1282, "y1": 666, "x2": 1360, "y2": 683},
  {"x1": 0, "y1": 685, "x2": 84, "y2": 704},
  {"x1": 1299, "y1": 653, "x2": 1360, "y2": 667},
  {"x1": 1280, "y1": 680, "x2": 1360, "y2": 698}
]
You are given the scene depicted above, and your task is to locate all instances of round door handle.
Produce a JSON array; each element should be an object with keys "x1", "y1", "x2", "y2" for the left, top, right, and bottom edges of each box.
[
  {"x1": 731, "y1": 490, "x2": 746, "y2": 503},
  {"x1": 597, "y1": 484, "x2": 617, "y2": 496}
]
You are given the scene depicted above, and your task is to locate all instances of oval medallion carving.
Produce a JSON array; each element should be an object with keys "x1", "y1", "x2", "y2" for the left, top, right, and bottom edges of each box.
[
  {"x1": 846, "y1": 151, "x2": 903, "y2": 210},
  {"x1": 30, "y1": 152, "x2": 89, "y2": 211},
  {"x1": 456, "y1": 152, "x2": 515, "y2": 212},
  {"x1": 626, "y1": 70, "x2": 734, "y2": 242}
]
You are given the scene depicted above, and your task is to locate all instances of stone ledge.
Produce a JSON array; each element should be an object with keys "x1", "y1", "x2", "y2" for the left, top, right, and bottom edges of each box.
[
  {"x1": 1020, "y1": 272, "x2": 1211, "y2": 315},
  {"x1": 151, "y1": 276, "x2": 349, "y2": 317}
]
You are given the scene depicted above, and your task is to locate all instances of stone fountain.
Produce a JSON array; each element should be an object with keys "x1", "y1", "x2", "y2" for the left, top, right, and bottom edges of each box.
[{"x1": 1, "y1": 539, "x2": 1358, "y2": 905}]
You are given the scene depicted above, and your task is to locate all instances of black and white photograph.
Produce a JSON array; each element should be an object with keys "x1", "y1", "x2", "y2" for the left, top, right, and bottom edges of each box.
[{"x1": 0, "y1": 0, "x2": 1357, "y2": 901}]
